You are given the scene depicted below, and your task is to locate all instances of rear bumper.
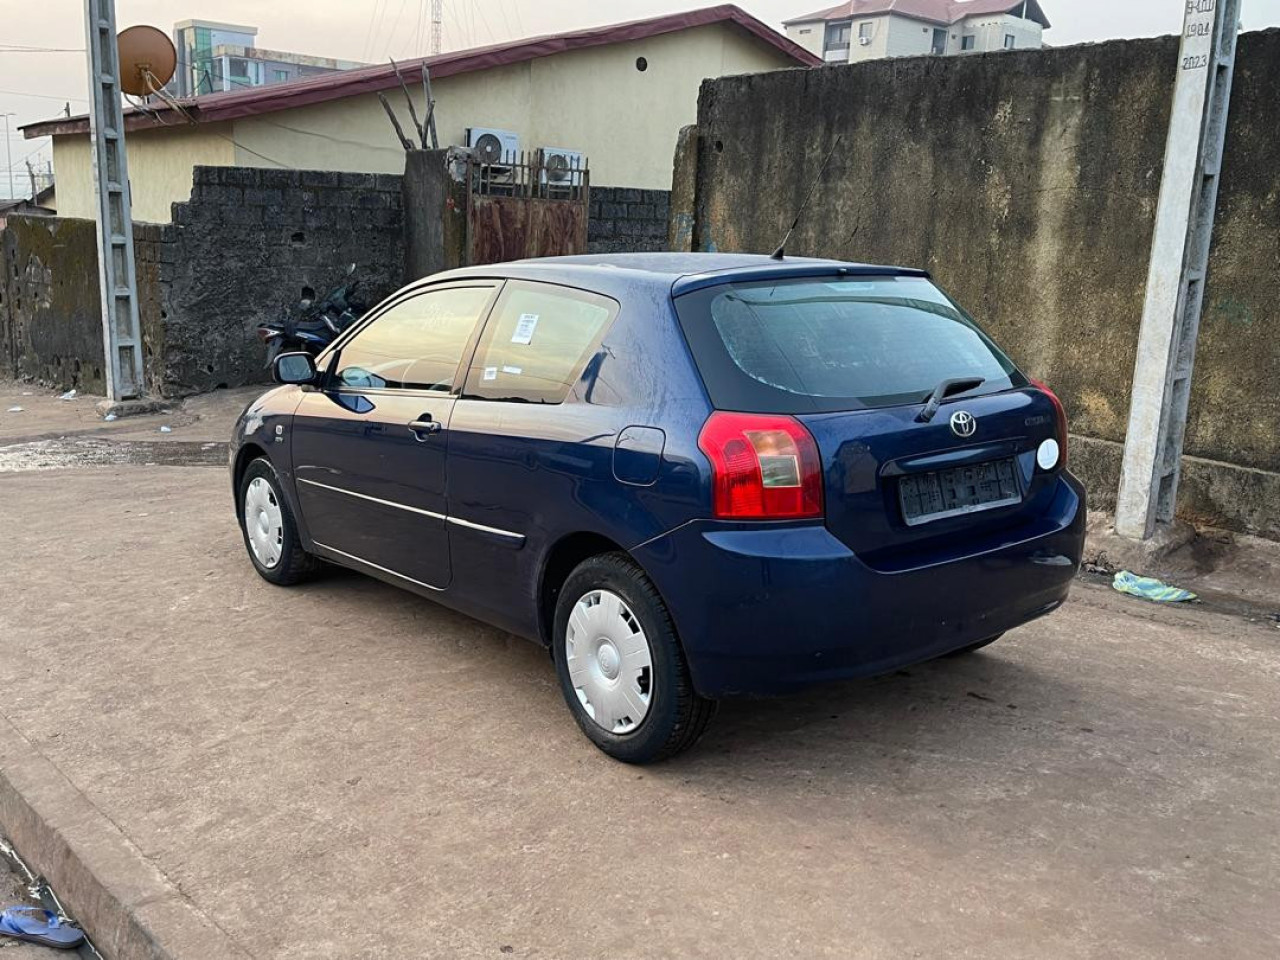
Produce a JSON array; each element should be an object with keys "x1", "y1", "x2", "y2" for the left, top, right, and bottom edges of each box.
[{"x1": 633, "y1": 472, "x2": 1086, "y2": 697}]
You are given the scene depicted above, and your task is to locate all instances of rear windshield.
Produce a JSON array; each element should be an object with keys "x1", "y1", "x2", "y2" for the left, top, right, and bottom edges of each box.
[{"x1": 674, "y1": 275, "x2": 1023, "y2": 413}]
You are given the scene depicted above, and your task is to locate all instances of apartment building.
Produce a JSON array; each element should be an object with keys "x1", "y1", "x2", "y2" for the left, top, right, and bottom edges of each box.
[{"x1": 784, "y1": 0, "x2": 1049, "y2": 63}]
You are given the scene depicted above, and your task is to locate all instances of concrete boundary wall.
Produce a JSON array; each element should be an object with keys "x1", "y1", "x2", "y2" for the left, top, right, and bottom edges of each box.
[
  {"x1": 677, "y1": 31, "x2": 1280, "y2": 539},
  {"x1": 1, "y1": 166, "x2": 669, "y2": 396},
  {"x1": 0, "y1": 217, "x2": 111, "y2": 393}
]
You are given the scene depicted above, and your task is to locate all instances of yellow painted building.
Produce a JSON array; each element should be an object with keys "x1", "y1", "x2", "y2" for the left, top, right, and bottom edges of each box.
[{"x1": 30, "y1": 5, "x2": 816, "y2": 223}]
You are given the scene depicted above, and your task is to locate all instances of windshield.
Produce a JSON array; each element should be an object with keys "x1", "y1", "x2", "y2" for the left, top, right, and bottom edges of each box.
[{"x1": 675, "y1": 276, "x2": 1023, "y2": 413}]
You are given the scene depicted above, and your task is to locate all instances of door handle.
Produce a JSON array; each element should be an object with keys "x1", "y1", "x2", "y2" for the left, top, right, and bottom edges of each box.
[{"x1": 408, "y1": 416, "x2": 442, "y2": 441}]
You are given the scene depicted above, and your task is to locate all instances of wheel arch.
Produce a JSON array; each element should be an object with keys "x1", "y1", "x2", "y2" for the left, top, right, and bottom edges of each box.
[
  {"x1": 232, "y1": 443, "x2": 270, "y2": 516},
  {"x1": 538, "y1": 531, "x2": 643, "y2": 647}
]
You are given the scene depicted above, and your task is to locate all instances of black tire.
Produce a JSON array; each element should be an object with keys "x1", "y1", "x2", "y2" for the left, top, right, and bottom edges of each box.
[
  {"x1": 944, "y1": 633, "x2": 1004, "y2": 657},
  {"x1": 237, "y1": 457, "x2": 321, "y2": 586},
  {"x1": 553, "y1": 553, "x2": 716, "y2": 764}
]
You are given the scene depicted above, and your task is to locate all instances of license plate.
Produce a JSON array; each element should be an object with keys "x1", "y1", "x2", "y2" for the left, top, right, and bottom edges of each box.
[{"x1": 899, "y1": 457, "x2": 1021, "y2": 526}]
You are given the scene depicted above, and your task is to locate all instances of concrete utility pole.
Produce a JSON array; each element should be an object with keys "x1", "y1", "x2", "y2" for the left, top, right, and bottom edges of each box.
[
  {"x1": 1, "y1": 113, "x2": 14, "y2": 201},
  {"x1": 1114, "y1": 0, "x2": 1242, "y2": 540},
  {"x1": 84, "y1": 0, "x2": 147, "y2": 400}
]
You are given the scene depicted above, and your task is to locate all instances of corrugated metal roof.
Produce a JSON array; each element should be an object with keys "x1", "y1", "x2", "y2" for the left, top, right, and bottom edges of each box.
[
  {"x1": 24, "y1": 4, "x2": 820, "y2": 140},
  {"x1": 784, "y1": 0, "x2": 1050, "y2": 29}
]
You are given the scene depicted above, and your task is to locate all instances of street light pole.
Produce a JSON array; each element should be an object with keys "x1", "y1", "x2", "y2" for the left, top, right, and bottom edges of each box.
[{"x1": 1, "y1": 113, "x2": 15, "y2": 201}]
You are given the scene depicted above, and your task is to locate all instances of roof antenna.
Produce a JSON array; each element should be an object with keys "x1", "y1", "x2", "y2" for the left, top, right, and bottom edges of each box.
[{"x1": 770, "y1": 134, "x2": 843, "y2": 261}]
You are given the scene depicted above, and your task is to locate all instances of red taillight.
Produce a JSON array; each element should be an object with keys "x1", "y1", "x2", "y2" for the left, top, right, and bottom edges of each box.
[
  {"x1": 1030, "y1": 378, "x2": 1068, "y2": 468},
  {"x1": 698, "y1": 412, "x2": 824, "y2": 519}
]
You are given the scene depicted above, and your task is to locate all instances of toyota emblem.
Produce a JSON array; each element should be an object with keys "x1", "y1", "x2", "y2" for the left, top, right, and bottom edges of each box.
[{"x1": 950, "y1": 411, "x2": 977, "y2": 438}]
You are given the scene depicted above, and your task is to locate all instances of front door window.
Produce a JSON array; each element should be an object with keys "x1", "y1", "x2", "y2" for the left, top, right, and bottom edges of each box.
[{"x1": 335, "y1": 286, "x2": 495, "y2": 393}]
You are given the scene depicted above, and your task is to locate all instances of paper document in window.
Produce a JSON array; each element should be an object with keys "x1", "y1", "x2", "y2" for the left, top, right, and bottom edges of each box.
[{"x1": 511, "y1": 314, "x2": 540, "y2": 345}]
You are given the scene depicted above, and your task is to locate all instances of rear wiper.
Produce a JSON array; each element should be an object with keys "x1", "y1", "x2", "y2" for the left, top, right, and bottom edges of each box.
[{"x1": 916, "y1": 377, "x2": 986, "y2": 423}]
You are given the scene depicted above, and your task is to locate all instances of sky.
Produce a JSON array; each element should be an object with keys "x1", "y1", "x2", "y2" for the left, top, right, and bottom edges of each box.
[{"x1": 3, "y1": 0, "x2": 1280, "y2": 198}]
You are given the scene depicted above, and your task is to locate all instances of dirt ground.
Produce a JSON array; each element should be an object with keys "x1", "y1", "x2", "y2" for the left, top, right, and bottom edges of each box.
[{"x1": 1, "y1": 382, "x2": 1278, "y2": 958}]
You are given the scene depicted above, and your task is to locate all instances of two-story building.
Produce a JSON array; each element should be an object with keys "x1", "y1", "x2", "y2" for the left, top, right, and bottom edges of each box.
[{"x1": 784, "y1": 0, "x2": 1049, "y2": 63}]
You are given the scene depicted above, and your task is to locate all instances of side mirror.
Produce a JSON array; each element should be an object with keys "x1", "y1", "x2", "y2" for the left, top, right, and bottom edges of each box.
[{"x1": 273, "y1": 351, "x2": 318, "y2": 385}]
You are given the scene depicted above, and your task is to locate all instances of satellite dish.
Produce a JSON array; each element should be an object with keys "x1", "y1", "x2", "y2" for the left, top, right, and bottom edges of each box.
[{"x1": 117, "y1": 25, "x2": 177, "y2": 97}]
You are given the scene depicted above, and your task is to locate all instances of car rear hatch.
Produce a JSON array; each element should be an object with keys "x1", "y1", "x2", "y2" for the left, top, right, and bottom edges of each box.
[
  {"x1": 796, "y1": 387, "x2": 1063, "y2": 567},
  {"x1": 674, "y1": 271, "x2": 1068, "y2": 567}
]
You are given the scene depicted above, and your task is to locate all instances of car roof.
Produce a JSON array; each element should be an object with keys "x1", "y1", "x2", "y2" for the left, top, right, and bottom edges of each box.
[{"x1": 418, "y1": 252, "x2": 928, "y2": 298}]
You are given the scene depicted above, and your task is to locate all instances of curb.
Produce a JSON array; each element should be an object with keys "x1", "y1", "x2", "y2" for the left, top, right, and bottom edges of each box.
[{"x1": 0, "y1": 714, "x2": 248, "y2": 959}]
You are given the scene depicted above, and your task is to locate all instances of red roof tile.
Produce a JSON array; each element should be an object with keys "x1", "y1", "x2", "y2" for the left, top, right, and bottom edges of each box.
[{"x1": 24, "y1": 4, "x2": 820, "y2": 139}]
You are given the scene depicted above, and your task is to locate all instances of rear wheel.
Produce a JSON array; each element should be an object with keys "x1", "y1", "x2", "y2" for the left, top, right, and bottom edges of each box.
[
  {"x1": 945, "y1": 633, "x2": 1004, "y2": 657},
  {"x1": 238, "y1": 457, "x2": 320, "y2": 586},
  {"x1": 553, "y1": 553, "x2": 715, "y2": 763}
]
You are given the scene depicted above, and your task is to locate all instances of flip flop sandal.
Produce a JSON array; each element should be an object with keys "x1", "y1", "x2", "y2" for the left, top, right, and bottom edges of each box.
[{"x1": 0, "y1": 905, "x2": 86, "y2": 949}]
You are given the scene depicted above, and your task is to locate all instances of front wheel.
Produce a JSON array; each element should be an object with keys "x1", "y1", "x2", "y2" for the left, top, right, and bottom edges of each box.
[
  {"x1": 553, "y1": 554, "x2": 715, "y2": 763},
  {"x1": 238, "y1": 457, "x2": 320, "y2": 586}
]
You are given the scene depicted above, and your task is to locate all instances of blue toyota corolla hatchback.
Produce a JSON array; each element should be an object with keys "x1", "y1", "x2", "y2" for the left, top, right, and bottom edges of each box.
[{"x1": 231, "y1": 253, "x2": 1085, "y2": 762}]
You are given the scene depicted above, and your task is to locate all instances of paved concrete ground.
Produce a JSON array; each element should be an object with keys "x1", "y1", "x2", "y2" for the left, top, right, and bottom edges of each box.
[
  {"x1": 1, "y1": 383, "x2": 1278, "y2": 958},
  {"x1": 0, "y1": 381, "x2": 260, "y2": 445}
]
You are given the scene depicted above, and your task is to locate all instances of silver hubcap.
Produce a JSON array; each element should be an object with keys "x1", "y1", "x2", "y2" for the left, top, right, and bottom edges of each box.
[
  {"x1": 244, "y1": 477, "x2": 284, "y2": 569},
  {"x1": 565, "y1": 590, "x2": 653, "y2": 734}
]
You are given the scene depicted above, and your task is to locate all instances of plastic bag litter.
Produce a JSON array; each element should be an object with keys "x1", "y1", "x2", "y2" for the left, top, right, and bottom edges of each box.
[
  {"x1": 1112, "y1": 570, "x2": 1197, "y2": 603},
  {"x1": 58, "y1": 389, "x2": 77, "y2": 401},
  {"x1": 159, "y1": 425, "x2": 173, "y2": 433},
  {"x1": 5, "y1": 406, "x2": 22, "y2": 413},
  {"x1": 103, "y1": 413, "x2": 118, "y2": 422}
]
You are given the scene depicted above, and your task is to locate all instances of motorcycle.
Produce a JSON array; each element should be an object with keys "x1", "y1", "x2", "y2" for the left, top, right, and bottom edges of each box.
[{"x1": 258, "y1": 264, "x2": 367, "y2": 365}]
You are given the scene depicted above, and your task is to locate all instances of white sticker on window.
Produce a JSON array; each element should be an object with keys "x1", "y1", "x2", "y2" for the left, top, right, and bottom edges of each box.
[
  {"x1": 502, "y1": 365, "x2": 523, "y2": 375},
  {"x1": 511, "y1": 313, "x2": 540, "y2": 345},
  {"x1": 483, "y1": 366, "x2": 498, "y2": 381}
]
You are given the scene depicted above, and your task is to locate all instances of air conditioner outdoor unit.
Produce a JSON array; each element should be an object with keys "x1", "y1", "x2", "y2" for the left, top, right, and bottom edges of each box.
[
  {"x1": 858, "y1": 36, "x2": 872, "y2": 45},
  {"x1": 466, "y1": 127, "x2": 519, "y2": 165},
  {"x1": 539, "y1": 147, "x2": 585, "y2": 192}
]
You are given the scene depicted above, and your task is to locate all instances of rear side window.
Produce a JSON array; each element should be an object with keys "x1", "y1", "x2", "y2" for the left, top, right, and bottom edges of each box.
[
  {"x1": 675, "y1": 276, "x2": 1023, "y2": 413},
  {"x1": 463, "y1": 281, "x2": 617, "y2": 404},
  {"x1": 335, "y1": 285, "x2": 495, "y2": 392}
]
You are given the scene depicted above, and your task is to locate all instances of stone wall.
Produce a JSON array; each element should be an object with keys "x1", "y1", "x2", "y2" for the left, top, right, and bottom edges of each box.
[
  {"x1": 1, "y1": 166, "x2": 667, "y2": 396},
  {"x1": 0, "y1": 166, "x2": 406, "y2": 397},
  {"x1": 160, "y1": 166, "x2": 405, "y2": 395},
  {"x1": 588, "y1": 186, "x2": 671, "y2": 254},
  {"x1": 678, "y1": 31, "x2": 1280, "y2": 538}
]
